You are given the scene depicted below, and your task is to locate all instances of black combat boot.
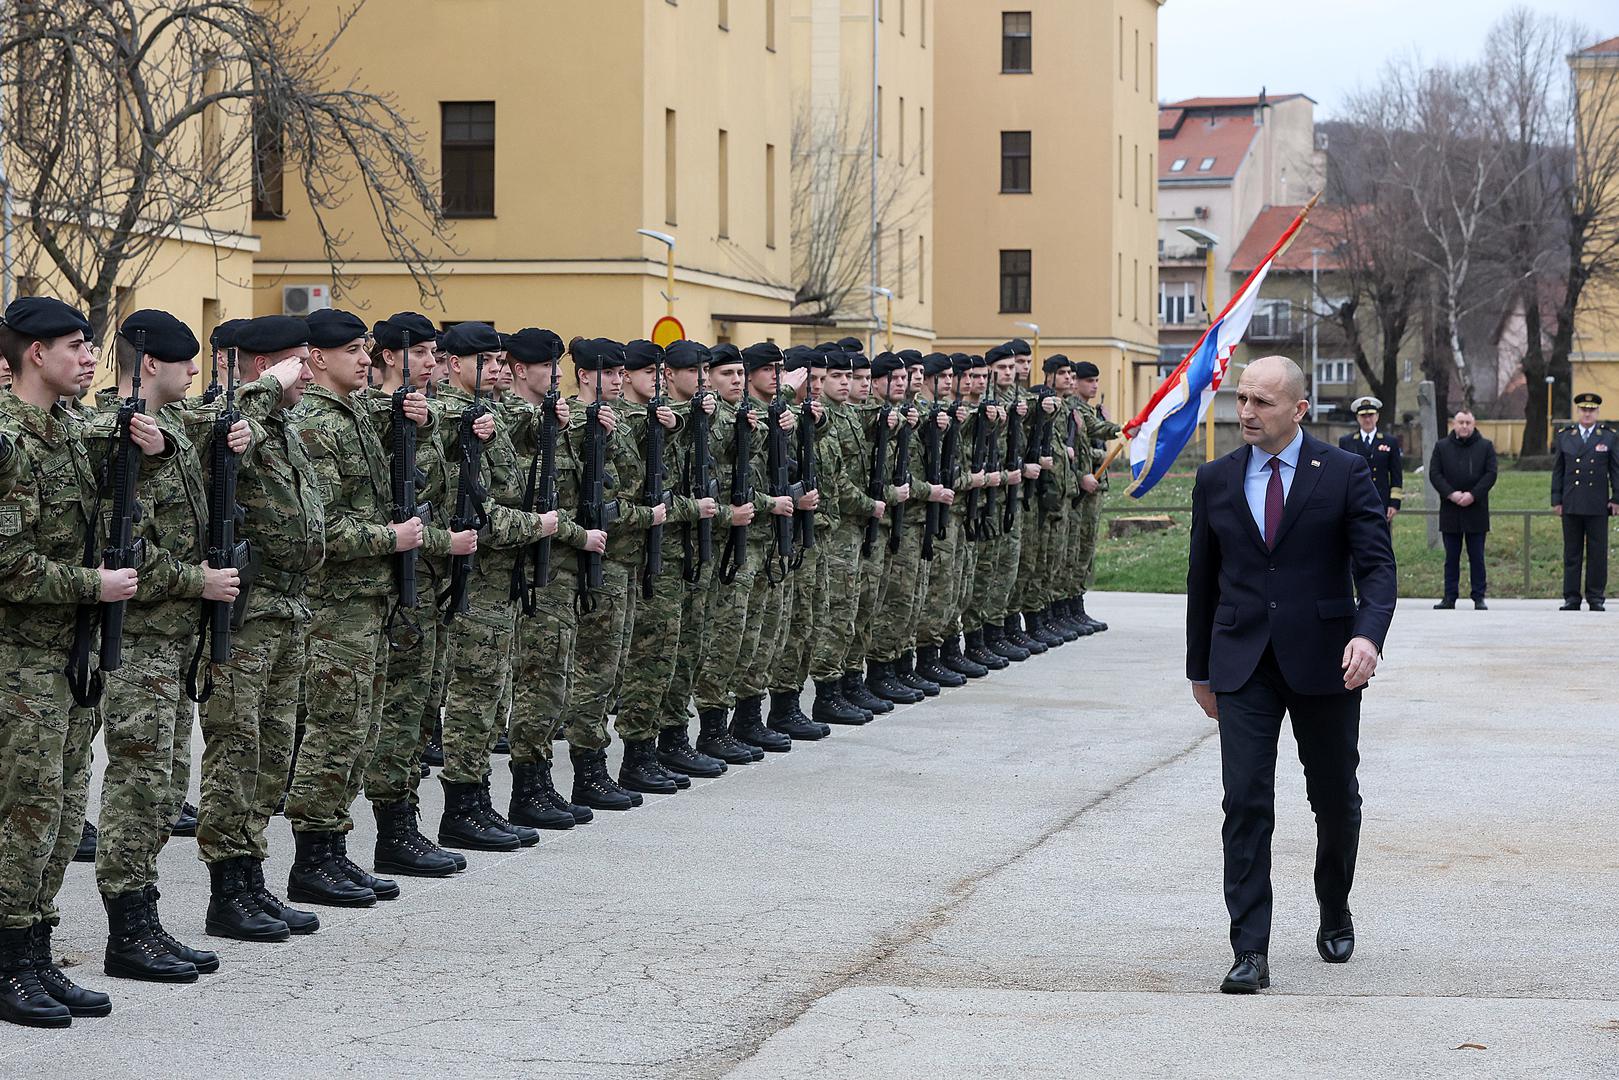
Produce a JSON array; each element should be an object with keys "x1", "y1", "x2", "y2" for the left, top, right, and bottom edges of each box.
[
  {"x1": 730, "y1": 695, "x2": 792, "y2": 753},
  {"x1": 842, "y1": 671, "x2": 893, "y2": 714},
  {"x1": 30, "y1": 923, "x2": 110, "y2": 1018},
  {"x1": 1063, "y1": 598, "x2": 1095, "y2": 637},
  {"x1": 571, "y1": 748, "x2": 638, "y2": 810},
  {"x1": 374, "y1": 801, "x2": 463, "y2": 876},
  {"x1": 205, "y1": 857, "x2": 290, "y2": 942},
  {"x1": 916, "y1": 645, "x2": 966, "y2": 688},
  {"x1": 1008, "y1": 613, "x2": 1047, "y2": 654},
  {"x1": 169, "y1": 802, "x2": 199, "y2": 839},
  {"x1": 895, "y1": 652, "x2": 942, "y2": 696},
  {"x1": 868, "y1": 660, "x2": 925, "y2": 705},
  {"x1": 437, "y1": 778, "x2": 521, "y2": 851},
  {"x1": 102, "y1": 891, "x2": 197, "y2": 983},
  {"x1": 0, "y1": 927, "x2": 72, "y2": 1027},
  {"x1": 287, "y1": 830, "x2": 378, "y2": 907},
  {"x1": 492, "y1": 726, "x2": 510, "y2": 754},
  {"x1": 964, "y1": 628, "x2": 1005, "y2": 670},
  {"x1": 73, "y1": 820, "x2": 96, "y2": 863},
  {"x1": 475, "y1": 780, "x2": 540, "y2": 846},
  {"x1": 1027, "y1": 610, "x2": 1064, "y2": 649},
  {"x1": 1076, "y1": 597, "x2": 1108, "y2": 632},
  {"x1": 657, "y1": 725, "x2": 727, "y2": 778},
  {"x1": 330, "y1": 831, "x2": 402, "y2": 899},
  {"x1": 424, "y1": 720, "x2": 445, "y2": 767},
  {"x1": 696, "y1": 707, "x2": 762, "y2": 763},
  {"x1": 988, "y1": 622, "x2": 1030, "y2": 662},
  {"x1": 619, "y1": 739, "x2": 680, "y2": 795},
  {"x1": 812, "y1": 679, "x2": 871, "y2": 725},
  {"x1": 942, "y1": 636, "x2": 990, "y2": 678},
  {"x1": 540, "y1": 758, "x2": 594, "y2": 824},
  {"x1": 768, "y1": 690, "x2": 828, "y2": 740},
  {"x1": 144, "y1": 886, "x2": 219, "y2": 973},
  {"x1": 1045, "y1": 603, "x2": 1079, "y2": 641},
  {"x1": 249, "y1": 861, "x2": 319, "y2": 934},
  {"x1": 508, "y1": 761, "x2": 577, "y2": 830}
]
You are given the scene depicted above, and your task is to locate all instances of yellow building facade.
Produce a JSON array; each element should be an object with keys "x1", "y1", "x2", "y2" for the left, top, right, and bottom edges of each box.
[
  {"x1": 931, "y1": 0, "x2": 1163, "y2": 420},
  {"x1": 1570, "y1": 35, "x2": 1619, "y2": 409}
]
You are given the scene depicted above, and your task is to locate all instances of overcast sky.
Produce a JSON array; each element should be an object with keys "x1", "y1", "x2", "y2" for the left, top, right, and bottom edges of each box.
[{"x1": 1158, "y1": 0, "x2": 1616, "y2": 118}]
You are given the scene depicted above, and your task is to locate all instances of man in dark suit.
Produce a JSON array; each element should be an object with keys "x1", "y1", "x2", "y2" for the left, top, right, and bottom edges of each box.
[
  {"x1": 1337, "y1": 395, "x2": 1403, "y2": 522},
  {"x1": 1187, "y1": 355, "x2": 1397, "y2": 994},
  {"x1": 1551, "y1": 392, "x2": 1619, "y2": 611}
]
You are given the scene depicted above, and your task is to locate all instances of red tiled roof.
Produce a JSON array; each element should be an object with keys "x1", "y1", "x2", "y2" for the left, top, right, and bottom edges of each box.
[
  {"x1": 1228, "y1": 204, "x2": 1350, "y2": 274},
  {"x1": 1577, "y1": 35, "x2": 1619, "y2": 54},
  {"x1": 1159, "y1": 113, "x2": 1256, "y2": 181},
  {"x1": 1158, "y1": 107, "x2": 1184, "y2": 136},
  {"x1": 1163, "y1": 93, "x2": 1313, "y2": 110}
]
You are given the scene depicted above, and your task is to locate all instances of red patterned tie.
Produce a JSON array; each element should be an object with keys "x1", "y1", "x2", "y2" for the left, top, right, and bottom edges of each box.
[{"x1": 1264, "y1": 457, "x2": 1284, "y2": 549}]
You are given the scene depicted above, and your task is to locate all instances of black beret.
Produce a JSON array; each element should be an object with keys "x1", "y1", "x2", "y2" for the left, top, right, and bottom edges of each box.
[
  {"x1": 969, "y1": 354, "x2": 989, "y2": 370},
  {"x1": 664, "y1": 339, "x2": 711, "y2": 370},
  {"x1": 117, "y1": 309, "x2": 199, "y2": 364},
  {"x1": 806, "y1": 348, "x2": 831, "y2": 371},
  {"x1": 1042, "y1": 353, "x2": 1072, "y2": 374},
  {"x1": 950, "y1": 353, "x2": 973, "y2": 375},
  {"x1": 814, "y1": 341, "x2": 842, "y2": 353},
  {"x1": 899, "y1": 349, "x2": 925, "y2": 366},
  {"x1": 623, "y1": 339, "x2": 664, "y2": 371},
  {"x1": 849, "y1": 353, "x2": 871, "y2": 371},
  {"x1": 504, "y1": 328, "x2": 565, "y2": 366},
  {"x1": 922, "y1": 353, "x2": 953, "y2": 377},
  {"x1": 1574, "y1": 392, "x2": 1603, "y2": 407},
  {"x1": 984, "y1": 343, "x2": 1014, "y2": 364},
  {"x1": 439, "y1": 321, "x2": 502, "y2": 357},
  {"x1": 782, "y1": 345, "x2": 816, "y2": 371},
  {"x1": 235, "y1": 315, "x2": 309, "y2": 355},
  {"x1": 305, "y1": 308, "x2": 369, "y2": 350},
  {"x1": 1073, "y1": 361, "x2": 1101, "y2": 379},
  {"x1": 571, "y1": 337, "x2": 626, "y2": 371},
  {"x1": 708, "y1": 343, "x2": 743, "y2": 369},
  {"x1": 210, "y1": 318, "x2": 250, "y2": 352},
  {"x1": 1, "y1": 296, "x2": 91, "y2": 341},
  {"x1": 836, "y1": 336, "x2": 865, "y2": 353},
  {"x1": 870, "y1": 352, "x2": 905, "y2": 379},
  {"x1": 822, "y1": 350, "x2": 853, "y2": 372},
  {"x1": 741, "y1": 341, "x2": 783, "y2": 373},
  {"x1": 1008, "y1": 338, "x2": 1032, "y2": 356},
  {"x1": 372, "y1": 312, "x2": 438, "y2": 352}
]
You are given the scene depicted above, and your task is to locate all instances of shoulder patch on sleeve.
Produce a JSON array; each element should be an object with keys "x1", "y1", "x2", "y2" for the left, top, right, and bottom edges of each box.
[{"x1": 0, "y1": 503, "x2": 22, "y2": 537}]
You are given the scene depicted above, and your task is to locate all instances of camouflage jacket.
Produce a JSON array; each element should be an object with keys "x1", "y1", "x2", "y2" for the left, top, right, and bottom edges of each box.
[
  {"x1": 567, "y1": 396, "x2": 655, "y2": 569},
  {"x1": 825, "y1": 400, "x2": 878, "y2": 529},
  {"x1": 359, "y1": 386, "x2": 454, "y2": 561},
  {"x1": 621, "y1": 398, "x2": 700, "y2": 559},
  {"x1": 1068, "y1": 397, "x2": 1122, "y2": 496},
  {"x1": 295, "y1": 383, "x2": 396, "y2": 601},
  {"x1": 233, "y1": 383, "x2": 325, "y2": 620},
  {"x1": 502, "y1": 393, "x2": 588, "y2": 578},
  {"x1": 438, "y1": 384, "x2": 548, "y2": 579}
]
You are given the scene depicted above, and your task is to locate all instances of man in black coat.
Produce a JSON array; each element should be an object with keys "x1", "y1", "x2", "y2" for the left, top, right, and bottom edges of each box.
[
  {"x1": 1551, "y1": 392, "x2": 1619, "y2": 611},
  {"x1": 1428, "y1": 411, "x2": 1497, "y2": 610},
  {"x1": 1338, "y1": 395, "x2": 1403, "y2": 522},
  {"x1": 1187, "y1": 356, "x2": 1397, "y2": 995}
]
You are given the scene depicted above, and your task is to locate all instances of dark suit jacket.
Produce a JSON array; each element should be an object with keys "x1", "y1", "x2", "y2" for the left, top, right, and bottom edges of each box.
[{"x1": 1187, "y1": 431, "x2": 1398, "y2": 696}]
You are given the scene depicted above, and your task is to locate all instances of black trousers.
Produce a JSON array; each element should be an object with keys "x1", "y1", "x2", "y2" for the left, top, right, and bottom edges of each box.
[
  {"x1": 1441, "y1": 530, "x2": 1487, "y2": 601},
  {"x1": 1216, "y1": 646, "x2": 1362, "y2": 955},
  {"x1": 1562, "y1": 513, "x2": 1609, "y2": 603}
]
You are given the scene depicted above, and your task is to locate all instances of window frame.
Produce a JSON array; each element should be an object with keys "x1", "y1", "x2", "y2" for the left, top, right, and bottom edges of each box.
[
  {"x1": 1000, "y1": 130, "x2": 1032, "y2": 194},
  {"x1": 1001, "y1": 12, "x2": 1032, "y2": 74},
  {"x1": 999, "y1": 249, "x2": 1032, "y2": 314},
  {"x1": 440, "y1": 101, "x2": 497, "y2": 219}
]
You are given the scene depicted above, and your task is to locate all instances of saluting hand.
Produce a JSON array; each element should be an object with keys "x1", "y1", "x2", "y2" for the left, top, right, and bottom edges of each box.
[{"x1": 1342, "y1": 636, "x2": 1379, "y2": 691}]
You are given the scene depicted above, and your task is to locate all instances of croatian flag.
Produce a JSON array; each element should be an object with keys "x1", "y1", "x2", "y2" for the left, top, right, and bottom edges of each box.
[{"x1": 1122, "y1": 196, "x2": 1319, "y2": 498}]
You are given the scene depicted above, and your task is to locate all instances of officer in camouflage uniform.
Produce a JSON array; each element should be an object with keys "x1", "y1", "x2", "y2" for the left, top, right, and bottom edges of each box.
[
  {"x1": 194, "y1": 317, "x2": 326, "y2": 942},
  {"x1": 0, "y1": 297, "x2": 132, "y2": 1026},
  {"x1": 1067, "y1": 360, "x2": 1121, "y2": 632},
  {"x1": 287, "y1": 308, "x2": 426, "y2": 908},
  {"x1": 356, "y1": 312, "x2": 471, "y2": 877}
]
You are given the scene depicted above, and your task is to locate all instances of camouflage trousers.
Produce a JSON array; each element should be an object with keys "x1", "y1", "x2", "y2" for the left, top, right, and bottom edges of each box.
[
  {"x1": 512, "y1": 574, "x2": 576, "y2": 765},
  {"x1": 564, "y1": 559, "x2": 637, "y2": 751},
  {"x1": 662, "y1": 562, "x2": 711, "y2": 726},
  {"x1": 769, "y1": 543, "x2": 823, "y2": 694},
  {"x1": 737, "y1": 536, "x2": 792, "y2": 700},
  {"x1": 695, "y1": 555, "x2": 756, "y2": 712},
  {"x1": 846, "y1": 531, "x2": 889, "y2": 672},
  {"x1": 198, "y1": 610, "x2": 307, "y2": 864},
  {"x1": 914, "y1": 516, "x2": 959, "y2": 649},
  {"x1": 1009, "y1": 505, "x2": 1054, "y2": 614},
  {"x1": 287, "y1": 594, "x2": 388, "y2": 834},
  {"x1": 618, "y1": 538, "x2": 687, "y2": 742},
  {"x1": 964, "y1": 524, "x2": 1005, "y2": 633},
  {"x1": 442, "y1": 571, "x2": 519, "y2": 784},
  {"x1": 362, "y1": 598, "x2": 443, "y2": 808},
  {"x1": 0, "y1": 653, "x2": 94, "y2": 929},
  {"x1": 809, "y1": 526, "x2": 861, "y2": 681},
  {"x1": 95, "y1": 634, "x2": 190, "y2": 896},
  {"x1": 873, "y1": 520, "x2": 925, "y2": 663},
  {"x1": 1077, "y1": 491, "x2": 1103, "y2": 596}
]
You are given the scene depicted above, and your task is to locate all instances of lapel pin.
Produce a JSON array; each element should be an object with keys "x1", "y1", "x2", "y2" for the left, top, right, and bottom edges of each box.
[{"x1": 1310, "y1": 459, "x2": 1321, "y2": 468}]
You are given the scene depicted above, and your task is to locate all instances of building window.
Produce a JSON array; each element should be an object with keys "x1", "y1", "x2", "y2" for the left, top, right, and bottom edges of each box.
[
  {"x1": 665, "y1": 109, "x2": 678, "y2": 225},
  {"x1": 918, "y1": 234, "x2": 926, "y2": 302},
  {"x1": 1134, "y1": 28, "x2": 1140, "y2": 92},
  {"x1": 876, "y1": 85, "x2": 883, "y2": 157},
  {"x1": 877, "y1": 0, "x2": 883, "y2": 21},
  {"x1": 718, "y1": 0, "x2": 728, "y2": 28},
  {"x1": 717, "y1": 129, "x2": 729, "y2": 238},
  {"x1": 1403, "y1": 358, "x2": 1414, "y2": 382},
  {"x1": 1315, "y1": 359, "x2": 1354, "y2": 384},
  {"x1": 252, "y1": 103, "x2": 285, "y2": 219},
  {"x1": 1118, "y1": 16, "x2": 1124, "y2": 80},
  {"x1": 1159, "y1": 281, "x2": 1196, "y2": 326},
  {"x1": 1149, "y1": 153, "x2": 1156, "y2": 210},
  {"x1": 1002, "y1": 12, "x2": 1031, "y2": 73},
  {"x1": 899, "y1": 96, "x2": 906, "y2": 165},
  {"x1": 766, "y1": 0, "x2": 776, "y2": 50},
  {"x1": 919, "y1": 106, "x2": 926, "y2": 174},
  {"x1": 898, "y1": 228, "x2": 905, "y2": 298},
  {"x1": 921, "y1": 0, "x2": 927, "y2": 46},
  {"x1": 1169, "y1": 158, "x2": 1186, "y2": 172},
  {"x1": 1000, "y1": 250, "x2": 1032, "y2": 313},
  {"x1": 765, "y1": 143, "x2": 777, "y2": 249},
  {"x1": 1117, "y1": 253, "x2": 1123, "y2": 316},
  {"x1": 1250, "y1": 299, "x2": 1294, "y2": 340},
  {"x1": 1133, "y1": 142, "x2": 1139, "y2": 206},
  {"x1": 1000, "y1": 131, "x2": 1031, "y2": 193},
  {"x1": 441, "y1": 101, "x2": 495, "y2": 218},
  {"x1": 1117, "y1": 135, "x2": 1123, "y2": 198},
  {"x1": 900, "y1": 0, "x2": 906, "y2": 35},
  {"x1": 1134, "y1": 257, "x2": 1141, "y2": 320},
  {"x1": 1159, "y1": 345, "x2": 1188, "y2": 375},
  {"x1": 1198, "y1": 157, "x2": 1215, "y2": 171}
]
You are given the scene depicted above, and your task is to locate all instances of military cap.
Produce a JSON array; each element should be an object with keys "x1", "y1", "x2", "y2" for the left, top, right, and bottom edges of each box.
[
  {"x1": 950, "y1": 353, "x2": 974, "y2": 376},
  {"x1": 899, "y1": 348, "x2": 925, "y2": 366},
  {"x1": 822, "y1": 349, "x2": 853, "y2": 372},
  {"x1": 2, "y1": 296, "x2": 91, "y2": 341},
  {"x1": 850, "y1": 352, "x2": 871, "y2": 371},
  {"x1": 805, "y1": 347, "x2": 831, "y2": 371},
  {"x1": 305, "y1": 308, "x2": 369, "y2": 350},
  {"x1": 1042, "y1": 353, "x2": 1072, "y2": 374},
  {"x1": 1351, "y1": 395, "x2": 1383, "y2": 415},
  {"x1": 623, "y1": 339, "x2": 664, "y2": 371},
  {"x1": 783, "y1": 345, "x2": 817, "y2": 371},
  {"x1": 1574, "y1": 392, "x2": 1603, "y2": 408},
  {"x1": 664, "y1": 339, "x2": 711, "y2": 370},
  {"x1": 210, "y1": 318, "x2": 250, "y2": 352},
  {"x1": 870, "y1": 352, "x2": 906, "y2": 379},
  {"x1": 505, "y1": 327, "x2": 566, "y2": 366},
  {"x1": 923, "y1": 352, "x2": 953, "y2": 377},
  {"x1": 741, "y1": 341, "x2": 784, "y2": 373},
  {"x1": 372, "y1": 312, "x2": 439, "y2": 352},
  {"x1": 969, "y1": 354, "x2": 989, "y2": 370},
  {"x1": 1073, "y1": 360, "x2": 1100, "y2": 379},
  {"x1": 986, "y1": 343, "x2": 1017, "y2": 364},
  {"x1": 837, "y1": 336, "x2": 865, "y2": 353},
  {"x1": 709, "y1": 342, "x2": 744, "y2": 370},
  {"x1": 234, "y1": 315, "x2": 309, "y2": 356},
  {"x1": 439, "y1": 321, "x2": 502, "y2": 357},
  {"x1": 117, "y1": 309, "x2": 200, "y2": 363},
  {"x1": 1008, "y1": 338, "x2": 1033, "y2": 356},
  {"x1": 571, "y1": 337, "x2": 626, "y2": 370},
  {"x1": 814, "y1": 341, "x2": 841, "y2": 353}
]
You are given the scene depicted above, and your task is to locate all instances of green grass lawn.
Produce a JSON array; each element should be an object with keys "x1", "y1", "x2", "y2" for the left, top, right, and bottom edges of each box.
[{"x1": 1090, "y1": 461, "x2": 1600, "y2": 599}]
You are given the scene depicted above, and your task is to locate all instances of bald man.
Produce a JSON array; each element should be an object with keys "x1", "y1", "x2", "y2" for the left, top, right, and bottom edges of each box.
[{"x1": 1186, "y1": 355, "x2": 1397, "y2": 994}]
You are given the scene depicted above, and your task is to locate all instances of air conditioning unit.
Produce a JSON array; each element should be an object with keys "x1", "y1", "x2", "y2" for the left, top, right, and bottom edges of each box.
[
  {"x1": 282, "y1": 284, "x2": 330, "y2": 316},
  {"x1": 1194, "y1": 206, "x2": 1209, "y2": 221}
]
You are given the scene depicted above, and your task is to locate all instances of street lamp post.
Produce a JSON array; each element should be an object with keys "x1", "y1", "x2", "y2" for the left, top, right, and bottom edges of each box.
[
  {"x1": 863, "y1": 285, "x2": 893, "y2": 352},
  {"x1": 1013, "y1": 321, "x2": 1040, "y2": 367},
  {"x1": 1178, "y1": 225, "x2": 1220, "y2": 460},
  {"x1": 637, "y1": 228, "x2": 678, "y2": 319},
  {"x1": 1545, "y1": 374, "x2": 1556, "y2": 452}
]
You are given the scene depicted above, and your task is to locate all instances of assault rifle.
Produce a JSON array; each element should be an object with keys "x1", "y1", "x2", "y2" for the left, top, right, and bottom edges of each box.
[
  {"x1": 792, "y1": 380, "x2": 818, "y2": 561},
  {"x1": 937, "y1": 370, "x2": 962, "y2": 543},
  {"x1": 862, "y1": 400, "x2": 892, "y2": 558},
  {"x1": 717, "y1": 396, "x2": 753, "y2": 585},
  {"x1": 441, "y1": 352, "x2": 490, "y2": 623},
  {"x1": 186, "y1": 337, "x2": 249, "y2": 702},
  {"x1": 764, "y1": 360, "x2": 802, "y2": 583},
  {"x1": 576, "y1": 359, "x2": 619, "y2": 612},
  {"x1": 978, "y1": 375, "x2": 1003, "y2": 540},
  {"x1": 920, "y1": 392, "x2": 945, "y2": 560},
  {"x1": 641, "y1": 354, "x2": 673, "y2": 599},
  {"x1": 963, "y1": 374, "x2": 992, "y2": 542},
  {"x1": 682, "y1": 361, "x2": 717, "y2": 583},
  {"x1": 98, "y1": 328, "x2": 148, "y2": 676},
  {"x1": 887, "y1": 399, "x2": 912, "y2": 555},
  {"x1": 1003, "y1": 369, "x2": 1025, "y2": 532},
  {"x1": 1028, "y1": 384, "x2": 1056, "y2": 511},
  {"x1": 512, "y1": 347, "x2": 561, "y2": 613},
  {"x1": 388, "y1": 330, "x2": 431, "y2": 646}
]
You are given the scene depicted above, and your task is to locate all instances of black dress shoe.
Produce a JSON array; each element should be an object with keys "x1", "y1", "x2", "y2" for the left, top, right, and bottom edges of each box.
[
  {"x1": 1220, "y1": 951, "x2": 1269, "y2": 993},
  {"x1": 169, "y1": 802, "x2": 199, "y2": 838},
  {"x1": 1433, "y1": 598, "x2": 1456, "y2": 610},
  {"x1": 73, "y1": 820, "x2": 97, "y2": 863},
  {"x1": 1317, "y1": 910, "x2": 1354, "y2": 964},
  {"x1": 1560, "y1": 599, "x2": 1581, "y2": 610},
  {"x1": 1591, "y1": 600, "x2": 1607, "y2": 611},
  {"x1": 1473, "y1": 598, "x2": 1488, "y2": 610}
]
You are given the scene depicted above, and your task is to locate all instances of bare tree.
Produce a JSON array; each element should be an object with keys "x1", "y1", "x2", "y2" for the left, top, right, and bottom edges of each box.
[{"x1": 0, "y1": 0, "x2": 450, "y2": 340}]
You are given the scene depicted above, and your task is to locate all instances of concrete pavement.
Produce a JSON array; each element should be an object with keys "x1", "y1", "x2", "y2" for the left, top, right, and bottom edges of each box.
[{"x1": 7, "y1": 593, "x2": 1616, "y2": 1078}]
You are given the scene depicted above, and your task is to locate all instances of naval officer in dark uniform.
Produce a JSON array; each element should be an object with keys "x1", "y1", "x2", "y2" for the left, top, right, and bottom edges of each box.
[
  {"x1": 1338, "y1": 396, "x2": 1403, "y2": 523},
  {"x1": 1551, "y1": 392, "x2": 1619, "y2": 610}
]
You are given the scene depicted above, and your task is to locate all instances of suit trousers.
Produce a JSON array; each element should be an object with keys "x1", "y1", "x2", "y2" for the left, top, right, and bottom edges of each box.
[
  {"x1": 1441, "y1": 531, "x2": 1487, "y2": 601},
  {"x1": 1216, "y1": 645, "x2": 1362, "y2": 955},
  {"x1": 1562, "y1": 513, "x2": 1609, "y2": 603}
]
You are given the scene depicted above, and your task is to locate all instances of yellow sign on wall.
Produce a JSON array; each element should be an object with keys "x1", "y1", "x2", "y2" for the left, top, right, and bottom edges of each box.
[{"x1": 651, "y1": 316, "x2": 685, "y2": 348}]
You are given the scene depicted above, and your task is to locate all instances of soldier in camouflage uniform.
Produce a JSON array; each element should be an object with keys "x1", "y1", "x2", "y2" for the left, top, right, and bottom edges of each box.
[
  {"x1": 1004, "y1": 350, "x2": 1065, "y2": 652},
  {"x1": 0, "y1": 297, "x2": 137, "y2": 1025},
  {"x1": 976, "y1": 344, "x2": 1033, "y2": 663},
  {"x1": 912, "y1": 355, "x2": 976, "y2": 687},
  {"x1": 435, "y1": 322, "x2": 556, "y2": 848},
  {"x1": 1014, "y1": 356, "x2": 1083, "y2": 646},
  {"x1": 194, "y1": 317, "x2": 327, "y2": 942},
  {"x1": 1066, "y1": 361, "x2": 1121, "y2": 633},
  {"x1": 861, "y1": 353, "x2": 926, "y2": 706},
  {"x1": 356, "y1": 313, "x2": 473, "y2": 876},
  {"x1": 287, "y1": 308, "x2": 426, "y2": 908},
  {"x1": 841, "y1": 354, "x2": 902, "y2": 715}
]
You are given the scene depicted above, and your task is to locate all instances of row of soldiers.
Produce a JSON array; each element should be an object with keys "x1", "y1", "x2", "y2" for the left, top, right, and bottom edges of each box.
[{"x1": 0, "y1": 296, "x2": 1118, "y2": 1029}]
